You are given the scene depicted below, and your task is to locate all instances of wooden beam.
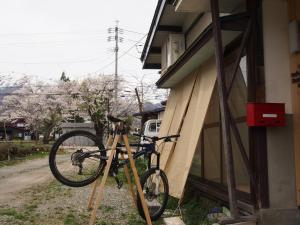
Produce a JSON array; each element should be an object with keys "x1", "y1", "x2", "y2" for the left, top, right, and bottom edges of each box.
[
  {"x1": 220, "y1": 13, "x2": 250, "y2": 31},
  {"x1": 149, "y1": 47, "x2": 161, "y2": 54},
  {"x1": 157, "y1": 25, "x2": 183, "y2": 33},
  {"x1": 219, "y1": 216, "x2": 257, "y2": 225},
  {"x1": 88, "y1": 135, "x2": 120, "y2": 225},
  {"x1": 143, "y1": 63, "x2": 161, "y2": 69},
  {"x1": 227, "y1": 17, "x2": 253, "y2": 95},
  {"x1": 200, "y1": 130, "x2": 205, "y2": 178},
  {"x1": 247, "y1": 0, "x2": 269, "y2": 209},
  {"x1": 188, "y1": 176, "x2": 254, "y2": 213},
  {"x1": 210, "y1": 0, "x2": 239, "y2": 219},
  {"x1": 229, "y1": 113, "x2": 254, "y2": 185},
  {"x1": 87, "y1": 134, "x2": 114, "y2": 209}
]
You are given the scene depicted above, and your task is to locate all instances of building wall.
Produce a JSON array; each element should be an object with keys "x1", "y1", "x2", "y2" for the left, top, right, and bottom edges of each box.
[
  {"x1": 184, "y1": 13, "x2": 212, "y2": 48},
  {"x1": 60, "y1": 123, "x2": 95, "y2": 146},
  {"x1": 288, "y1": 0, "x2": 300, "y2": 207},
  {"x1": 261, "y1": 0, "x2": 300, "y2": 224},
  {"x1": 158, "y1": 111, "x2": 164, "y2": 120}
]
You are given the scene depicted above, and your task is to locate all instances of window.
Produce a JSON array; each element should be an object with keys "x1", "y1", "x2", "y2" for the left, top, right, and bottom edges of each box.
[
  {"x1": 149, "y1": 122, "x2": 157, "y2": 132},
  {"x1": 156, "y1": 121, "x2": 161, "y2": 132}
]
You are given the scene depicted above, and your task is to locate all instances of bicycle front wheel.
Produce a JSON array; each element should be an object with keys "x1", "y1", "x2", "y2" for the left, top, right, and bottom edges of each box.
[
  {"x1": 136, "y1": 168, "x2": 169, "y2": 221},
  {"x1": 49, "y1": 130, "x2": 106, "y2": 187}
]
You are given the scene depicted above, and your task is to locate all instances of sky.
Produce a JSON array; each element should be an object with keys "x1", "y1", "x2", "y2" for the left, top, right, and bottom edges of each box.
[{"x1": 0, "y1": 0, "x2": 159, "y2": 86}]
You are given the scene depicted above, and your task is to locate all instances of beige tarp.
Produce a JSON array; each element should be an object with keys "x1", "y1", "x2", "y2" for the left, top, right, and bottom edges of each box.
[
  {"x1": 159, "y1": 58, "x2": 217, "y2": 198},
  {"x1": 157, "y1": 72, "x2": 197, "y2": 170}
]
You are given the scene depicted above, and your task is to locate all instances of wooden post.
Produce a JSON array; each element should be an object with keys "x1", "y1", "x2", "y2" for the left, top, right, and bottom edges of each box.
[
  {"x1": 123, "y1": 134, "x2": 153, "y2": 225},
  {"x1": 135, "y1": 88, "x2": 145, "y2": 133},
  {"x1": 210, "y1": 0, "x2": 239, "y2": 219},
  {"x1": 87, "y1": 134, "x2": 114, "y2": 209},
  {"x1": 88, "y1": 135, "x2": 120, "y2": 225}
]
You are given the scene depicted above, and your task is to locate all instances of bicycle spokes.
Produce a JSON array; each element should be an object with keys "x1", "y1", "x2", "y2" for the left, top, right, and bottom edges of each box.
[{"x1": 54, "y1": 134, "x2": 102, "y2": 183}]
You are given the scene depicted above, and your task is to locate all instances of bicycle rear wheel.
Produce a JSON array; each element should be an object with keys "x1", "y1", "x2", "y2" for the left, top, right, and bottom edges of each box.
[
  {"x1": 136, "y1": 168, "x2": 169, "y2": 221},
  {"x1": 49, "y1": 130, "x2": 106, "y2": 187}
]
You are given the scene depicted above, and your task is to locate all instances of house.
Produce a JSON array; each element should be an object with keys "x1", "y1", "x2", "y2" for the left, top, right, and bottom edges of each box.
[
  {"x1": 141, "y1": 0, "x2": 300, "y2": 224},
  {"x1": 132, "y1": 101, "x2": 166, "y2": 121},
  {"x1": 0, "y1": 118, "x2": 28, "y2": 140}
]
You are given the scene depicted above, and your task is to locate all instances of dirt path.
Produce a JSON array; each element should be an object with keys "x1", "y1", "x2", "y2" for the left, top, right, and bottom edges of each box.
[{"x1": 0, "y1": 157, "x2": 55, "y2": 203}]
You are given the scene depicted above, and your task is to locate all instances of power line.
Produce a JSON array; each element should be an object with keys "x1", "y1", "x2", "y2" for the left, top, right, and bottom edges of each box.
[
  {"x1": 122, "y1": 29, "x2": 147, "y2": 35},
  {"x1": 95, "y1": 33, "x2": 147, "y2": 73},
  {"x1": 0, "y1": 30, "x2": 107, "y2": 37},
  {"x1": 0, "y1": 58, "x2": 102, "y2": 65},
  {"x1": 0, "y1": 35, "x2": 108, "y2": 47},
  {"x1": 0, "y1": 52, "x2": 116, "y2": 65}
]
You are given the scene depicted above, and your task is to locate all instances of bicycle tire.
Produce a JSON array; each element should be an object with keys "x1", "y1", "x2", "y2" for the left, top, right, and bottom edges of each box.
[
  {"x1": 136, "y1": 168, "x2": 169, "y2": 221},
  {"x1": 49, "y1": 130, "x2": 105, "y2": 187}
]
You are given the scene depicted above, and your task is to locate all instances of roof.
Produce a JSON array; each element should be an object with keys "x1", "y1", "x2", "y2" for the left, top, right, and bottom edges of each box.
[
  {"x1": 132, "y1": 102, "x2": 166, "y2": 117},
  {"x1": 141, "y1": 0, "x2": 246, "y2": 71},
  {"x1": 140, "y1": 0, "x2": 166, "y2": 63},
  {"x1": 156, "y1": 13, "x2": 248, "y2": 88}
]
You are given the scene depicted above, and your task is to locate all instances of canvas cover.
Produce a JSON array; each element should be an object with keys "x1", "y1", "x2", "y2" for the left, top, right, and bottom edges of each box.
[
  {"x1": 157, "y1": 72, "x2": 197, "y2": 170},
  {"x1": 158, "y1": 59, "x2": 217, "y2": 198}
]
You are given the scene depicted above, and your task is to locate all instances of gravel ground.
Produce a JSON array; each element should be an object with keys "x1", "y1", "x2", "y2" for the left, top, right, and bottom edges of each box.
[
  {"x1": 0, "y1": 179, "x2": 166, "y2": 225},
  {"x1": 0, "y1": 158, "x2": 166, "y2": 225}
]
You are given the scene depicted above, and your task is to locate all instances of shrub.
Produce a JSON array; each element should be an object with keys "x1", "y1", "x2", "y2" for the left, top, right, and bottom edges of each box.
[{"x1": 0, "y1": 141, "x2": 51, "y2": 161}]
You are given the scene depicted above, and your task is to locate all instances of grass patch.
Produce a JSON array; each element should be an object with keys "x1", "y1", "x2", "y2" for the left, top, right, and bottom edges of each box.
[
  {"x1": 182, "y1": 198, "x2": 219, "y2": 225},
  {"x1": 0, "y1": 151, "x2": 49, "y2": 168},
  {"x1": 0, "y1": 207, "x2": 26, "y2": 220},
  {"x1": 99, "y1": 204, "x2": 114, "y2": 212},
  {"x1": 118, "y1": 158, "x2": 148, "y2": 185},
  {"x1": 64, "y1": 213, "x2": 78, "y2": 225},
  {"x1": 166, "y1": 196, "x2": 179, "y2": 211},
  {"x1": 96, "y1": 221, "x2": 116, "y2": 225},
  {"x1": 0, "y1": 140, "x2": 51, "y2": 167}
]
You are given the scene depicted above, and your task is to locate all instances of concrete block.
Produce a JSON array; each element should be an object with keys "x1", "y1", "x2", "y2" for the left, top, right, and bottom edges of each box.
[
  {"x1": 259, "y1": 208, "x2": 300, "y2": 225},
  {"x1": 164, "y1": 217, "x2": 185, "y2": 225},
  {"x1": 231, "y1": 222, "x2": 256, "y2": 225}
]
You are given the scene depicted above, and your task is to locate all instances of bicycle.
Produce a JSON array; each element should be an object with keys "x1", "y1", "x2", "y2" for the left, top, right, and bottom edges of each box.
[{"x1": 49, "y1": 114, "x2": 179, "y2": 221}]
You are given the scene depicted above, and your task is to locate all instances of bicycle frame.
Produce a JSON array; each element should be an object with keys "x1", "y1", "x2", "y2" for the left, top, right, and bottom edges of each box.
[{"x1": 85, "y1": 142, "x2": 160, "y2": 172}]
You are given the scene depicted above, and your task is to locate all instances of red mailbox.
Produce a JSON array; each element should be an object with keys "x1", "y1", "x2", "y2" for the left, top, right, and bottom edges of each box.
[{"x1": 247, "y1": 103, "x2": 285, "y2": 127}]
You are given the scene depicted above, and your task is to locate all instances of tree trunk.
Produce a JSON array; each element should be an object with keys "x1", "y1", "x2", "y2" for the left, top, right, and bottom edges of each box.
[
  {"x1": 34, "y1": 130, "x2": 39, "y2": 144},
  {"x1": 94, "y1": 122, "x2": 104, "y2": 146},
  {"x1": 43, "y1": 130, "x2": 51, "y2": 144}
]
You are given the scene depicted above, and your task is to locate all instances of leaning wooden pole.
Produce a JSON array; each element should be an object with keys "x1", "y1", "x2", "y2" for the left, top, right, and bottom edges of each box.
[
  {"x1": 210, "y1": 0, "x2": 239, "y2": 219},
  {"x1": 88, "y1": 135, "x2": 120, "y2": 225},
  {"x1": 87, "y1": 134, "x2": 114, "y2": 209}
]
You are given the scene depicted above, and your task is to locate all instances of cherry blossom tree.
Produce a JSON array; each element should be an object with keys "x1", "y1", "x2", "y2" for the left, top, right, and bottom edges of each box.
[
  {"x1": 1, "y1": 74, "x2": 139, "y2": 144},
  {"x1": 2, "y1": 77, "x2": 66, "y2": 143}
]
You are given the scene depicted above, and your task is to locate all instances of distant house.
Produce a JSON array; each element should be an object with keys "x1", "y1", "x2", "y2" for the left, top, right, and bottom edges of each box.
[
  {"x1": 0, "y1": 118, "x2": 28, "y2": 140},
  {"x1": 132, "y1": 101, "x2": 166, "y2": 121}
]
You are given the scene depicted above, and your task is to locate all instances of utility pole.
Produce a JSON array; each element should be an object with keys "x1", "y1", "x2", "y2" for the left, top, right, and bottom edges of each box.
[
  {"x1": 135, "y1": 88, "x2": 143, "y2": 114},
  {"x1": 114, "y1": 21, "x2": 119, "y2": 107},
  {"x1": 135, "y1": 88, "x2": 145, "y2": 134},
  {"x1": 108, "y1": 21, "x2": 123, "y2": 109}
]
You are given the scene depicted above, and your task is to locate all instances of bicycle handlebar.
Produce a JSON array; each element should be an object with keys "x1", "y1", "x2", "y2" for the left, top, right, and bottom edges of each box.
[
  {"x1": 159, "y1": 134, "x2": 180, "y2": 140},
  {"x1": 133, "y1": 133, "x2": 180, "y2": 142}
]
